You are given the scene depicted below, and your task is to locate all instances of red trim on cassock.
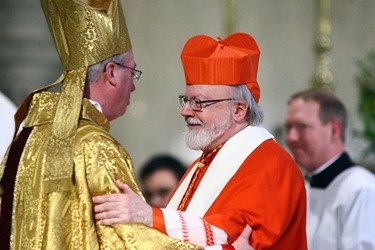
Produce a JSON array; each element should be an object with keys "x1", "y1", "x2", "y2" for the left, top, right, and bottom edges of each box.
[{"x1": 152, "y1": 207, "x2": 167, "y2": 235}]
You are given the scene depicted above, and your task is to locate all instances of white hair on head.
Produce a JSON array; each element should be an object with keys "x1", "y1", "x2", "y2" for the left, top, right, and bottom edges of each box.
[{"x1": 232, "y1": 84, "x2": 264, "y2": 126}]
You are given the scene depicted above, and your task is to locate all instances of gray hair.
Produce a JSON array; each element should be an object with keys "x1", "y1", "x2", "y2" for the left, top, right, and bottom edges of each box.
[
  {"x1": 232, "y1": 84, "x2": 264, "y2": 126},
  {"x1": 85, "y1": 52, "x2": 128, "y2": 85}
]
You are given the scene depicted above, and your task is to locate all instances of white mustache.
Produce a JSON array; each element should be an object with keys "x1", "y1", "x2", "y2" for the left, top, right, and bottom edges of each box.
[{"x1": 185, "y1": 117, "x2": 203, "y2": 126}]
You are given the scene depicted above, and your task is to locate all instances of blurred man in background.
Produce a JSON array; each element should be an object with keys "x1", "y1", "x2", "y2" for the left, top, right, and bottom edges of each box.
[
  {"x1": 140, "y1": 154, "x2": 186, "y2": 208},
  {"x1": 284, "y1": 88, "x2": 375, "y2": 250}
]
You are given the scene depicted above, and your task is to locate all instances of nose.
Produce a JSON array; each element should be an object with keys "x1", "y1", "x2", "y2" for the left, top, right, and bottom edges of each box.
[
  {"x1": 181, "y1": 102, "x2": 195, "y2": 117},
  {"x1": 285, "y1": 126, "x2": 300, "y2": 144}
]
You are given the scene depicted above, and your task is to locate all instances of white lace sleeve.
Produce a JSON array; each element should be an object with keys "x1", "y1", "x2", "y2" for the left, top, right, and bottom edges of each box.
[{"x1": 161, "y1": 208, "x2": 228, "y2": 247}]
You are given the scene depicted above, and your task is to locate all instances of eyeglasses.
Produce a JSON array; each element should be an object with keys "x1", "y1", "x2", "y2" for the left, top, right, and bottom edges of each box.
[
  {"x1": 112, "y1": 62, "x2": 142, "y2": 83},
  {"x1": 179, "y1": 95, "x2": 234, "y2": 111}
]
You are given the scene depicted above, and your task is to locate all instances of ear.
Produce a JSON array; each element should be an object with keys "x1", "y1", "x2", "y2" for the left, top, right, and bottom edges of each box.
[
  {"x1": 103, "y1": 62, "x2": 117, "y2": 87},
  {"x1": 330, "y1": 119, "x2": 342, "y2": 140},
  {"x1": 233, "y1": 101, "x2": 248, "y2": 122}
]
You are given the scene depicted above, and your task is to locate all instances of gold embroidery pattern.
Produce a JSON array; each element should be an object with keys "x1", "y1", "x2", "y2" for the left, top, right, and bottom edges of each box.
[
  {"x1": 41, "y1": 0, "x2": 131, "y2": 70},
  {"x1": 32, "y1": 0, "x2": 133, "y2": 192},
  {"x1": 7, "y1": 92, "x2": 200, "y2": 249}
]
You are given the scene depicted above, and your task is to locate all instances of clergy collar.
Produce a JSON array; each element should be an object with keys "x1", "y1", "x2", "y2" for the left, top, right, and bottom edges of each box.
[
  {"x1": 89, "y1": 99, "x2": 103, "y2": 113},
  {"x1": 307, "y1": 152, "x2": 355, "y2": 188},
  {"x1": 310, "y1": 153, "x2": 341, "y2": 176}
]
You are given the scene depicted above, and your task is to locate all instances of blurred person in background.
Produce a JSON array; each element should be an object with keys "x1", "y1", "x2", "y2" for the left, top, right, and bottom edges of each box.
[
  {"x1": 284, "y1": 88, "x2": 375, "y2": 250},
  {"x1": 140, "y1": 154, "x2": 186, "y2": 208}
]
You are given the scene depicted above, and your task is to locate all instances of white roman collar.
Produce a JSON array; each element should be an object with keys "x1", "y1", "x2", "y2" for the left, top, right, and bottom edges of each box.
[{"x1": 89, "y1": 99, "x2": 103, "y2": 113}]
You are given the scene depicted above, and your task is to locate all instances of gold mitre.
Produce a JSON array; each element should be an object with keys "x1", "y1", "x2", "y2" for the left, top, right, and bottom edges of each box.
[
  {"x1": 41, "y1": 0, "x2": 132, "y2": 70},
  {"x1": 16, "y1": 0, "x2": 132, "y2": 192}
]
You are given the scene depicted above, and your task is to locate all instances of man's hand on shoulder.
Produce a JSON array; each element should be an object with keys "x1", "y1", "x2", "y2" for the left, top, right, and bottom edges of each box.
[{"x1": 92, "y1": 180, "x2": 153, "y2": 226}]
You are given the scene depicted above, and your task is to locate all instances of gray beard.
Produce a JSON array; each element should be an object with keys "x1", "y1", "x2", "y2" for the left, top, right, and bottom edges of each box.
[{"x1": 184, "y1": 109, "x2": 232, "y2": 151}]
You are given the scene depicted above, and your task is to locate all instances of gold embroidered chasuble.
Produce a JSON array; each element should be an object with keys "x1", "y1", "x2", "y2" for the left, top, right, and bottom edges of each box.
[{"x1": 0, "y1": 92, "x2": 198, "y2": 250}]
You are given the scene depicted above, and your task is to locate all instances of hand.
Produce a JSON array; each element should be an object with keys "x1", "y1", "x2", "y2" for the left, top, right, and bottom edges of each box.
[
  {"x1": 231, "y1": 225, "x2": 254, "y2": 250},
  {"x1": 203, "y1": 225, "x2": 254, "y2": 250},
  {"x1": 92, "y1": 180, "x2": 153, "y2": 226}
]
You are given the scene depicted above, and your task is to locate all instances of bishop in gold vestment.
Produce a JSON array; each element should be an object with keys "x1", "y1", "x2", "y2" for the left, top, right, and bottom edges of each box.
[
  {"x1": 0, "y1": 0, "x2": 198, "y2": 249},
  {"x1": 0, "y1": 93, "x2": 197, "y2": 249}
]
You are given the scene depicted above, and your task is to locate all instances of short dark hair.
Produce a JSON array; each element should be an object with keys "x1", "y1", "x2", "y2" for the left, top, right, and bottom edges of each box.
[{"x1": 140, "y1": 154, "x2": 186, "y2": 181}]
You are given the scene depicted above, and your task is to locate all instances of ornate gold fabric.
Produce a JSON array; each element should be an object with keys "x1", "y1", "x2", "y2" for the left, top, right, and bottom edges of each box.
[
  {"x1": 24, "y1": 0, "x2": 133, "y2": 192},
  {"x1": 41, "y1": 0, "x2": 131, "y2": 70},
  {"x1": 43, "y1": 69, "x2": 86, "y2": 193},
  {"x1": 0, "y1": 92, "x2": 199, "y2": 249}
]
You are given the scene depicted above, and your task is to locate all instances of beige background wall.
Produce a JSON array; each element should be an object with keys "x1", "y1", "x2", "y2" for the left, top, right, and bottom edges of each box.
[{"x1": 1, "y1": 0, "x2": 374, "y2": 172}]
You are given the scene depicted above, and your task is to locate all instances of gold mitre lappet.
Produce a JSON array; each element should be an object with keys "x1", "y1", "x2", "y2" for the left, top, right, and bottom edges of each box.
[{"x1": 15, "y1": 0, "x2": 132, "y2": 192}]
